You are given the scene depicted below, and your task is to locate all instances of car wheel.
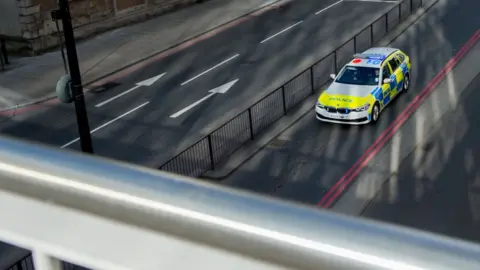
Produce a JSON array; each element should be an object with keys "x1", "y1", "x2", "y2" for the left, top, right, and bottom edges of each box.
[
  {"x1": 403, "y1": 73, "x2": 410, "y2": 92},
  {"x1": 371, "y1": 103, "x2": 380, "y2": 124}
]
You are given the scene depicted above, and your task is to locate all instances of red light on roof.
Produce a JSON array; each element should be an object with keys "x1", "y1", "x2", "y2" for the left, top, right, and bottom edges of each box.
[{"x1": 352, "y1": 58, "x2": 362, "y2": 64}]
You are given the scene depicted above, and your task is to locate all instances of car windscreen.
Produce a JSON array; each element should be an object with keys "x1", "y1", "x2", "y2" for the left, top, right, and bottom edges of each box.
[{"x1": 335, "y1": 66, "x2": 380, "y2": 86}]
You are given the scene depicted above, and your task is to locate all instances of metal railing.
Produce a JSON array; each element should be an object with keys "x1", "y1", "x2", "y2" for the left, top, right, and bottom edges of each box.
[
  {"x1": 4, "y1": 254, "x2": 86, "y2": 270},
  {"x1": 1, "y1": 134, "x2": 480, "y2": 270},
  {"x1": 0, "y1": 36, "x2": 9, "y2": 71},
  {"x1": 159, "y1": 0, "x2": 424, "y2": 177}
]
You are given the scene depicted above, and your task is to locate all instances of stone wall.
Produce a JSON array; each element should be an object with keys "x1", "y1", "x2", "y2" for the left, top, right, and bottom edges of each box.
[
  {"x1": 11, "y1": 0, "x2": 203, "y2": 55},
  {"x1": 0, "y1": 1, "x2": 22, "y2": 37}
]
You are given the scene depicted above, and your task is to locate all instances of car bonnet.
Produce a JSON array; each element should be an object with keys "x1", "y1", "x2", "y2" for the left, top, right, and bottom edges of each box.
[{"x1": 319, "y1": 82, "x2": 376, "y2": 108}]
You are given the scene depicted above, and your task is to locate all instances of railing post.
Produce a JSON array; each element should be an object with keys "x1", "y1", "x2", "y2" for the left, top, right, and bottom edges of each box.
[
  {"x1": 32, "y1": 250, "x2": 62, "y2": 270},
  {"x1": 399, "y1": 2, "x2": 402, "y2": 21},
  {"x1": 310, "y1": 67, "x2": 315, "y2": 93},
  {"x1": 386, "y1": 12, "x2": 389, "y2": 32},
  {"x1": 370, "y1": 24, "x2": 374, "y2": 46},
  {"x1": 353, "y1": 36, "x2": 357, "y2": 53},
  {"x1": 1, "y1": 38, "x2": 8, "y2": 65},
  {"x1": 333, "y1": 51, "x2": 338, "y2": 73},
  {"x1": 248, "y1": 108, "x2": 254, "y2": 140},
  {"x1": 281, "y1": 86, "x2": 287, "y2": 114},
  {"x1": 207, "y1": 134, "x2": 215, "y2": 170},
  {"x1": 0, "y1": 52, "x2": 4, "y2": 71},
  {"x1": 16, "y1": 260, "x2": 24, "y2": 270}
]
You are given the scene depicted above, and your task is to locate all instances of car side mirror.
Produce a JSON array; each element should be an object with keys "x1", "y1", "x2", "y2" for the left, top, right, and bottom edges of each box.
[
  {"x1": 330, "y1": 74, "x2": 336, "y2": 80},
  {"x1": 383, "y1": 78, "x2": 391, "y2": 84}
]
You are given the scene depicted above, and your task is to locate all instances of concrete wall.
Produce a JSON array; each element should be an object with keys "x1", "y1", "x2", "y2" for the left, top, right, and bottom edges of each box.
[{"x1": 0, "y1": 0, "x2": 22, "y2": 37}]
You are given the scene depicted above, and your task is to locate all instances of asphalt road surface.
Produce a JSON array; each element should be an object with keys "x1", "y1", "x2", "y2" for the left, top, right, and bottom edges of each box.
[
  {"x1": 222, "y1": 0, "x2": 480, "y2": 241},
  {"x1": 0, "y1": 0, "x2": 398, "y2": 168},
  {"x1": 362, "y1": 72, "x2": 480, "y2": 244}
]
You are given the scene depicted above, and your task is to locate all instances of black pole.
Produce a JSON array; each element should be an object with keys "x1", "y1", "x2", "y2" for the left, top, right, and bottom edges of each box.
[
  {"x1": 1, "y1": 38, "x2": 9, "y2": 65},
  {"x1": 57, "y1": 0, "x2": 94, "y2": 153},
  {"x1": 54, "y1": 18, "x2": 68, "y2": 74}
]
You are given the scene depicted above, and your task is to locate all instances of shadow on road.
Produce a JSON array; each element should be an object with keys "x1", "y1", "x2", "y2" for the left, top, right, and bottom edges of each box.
[
  {"x1": 362, "y1": 72, "x2": 480, "y2": 244},
  {"x1": 222, "y1": 0, "x2": 480, "y2": 244}
]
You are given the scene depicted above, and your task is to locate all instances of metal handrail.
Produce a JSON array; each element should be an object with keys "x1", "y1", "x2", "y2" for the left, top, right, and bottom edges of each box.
[{"x1": 1, "y1": 134, "x2": 480, "y2": 270}]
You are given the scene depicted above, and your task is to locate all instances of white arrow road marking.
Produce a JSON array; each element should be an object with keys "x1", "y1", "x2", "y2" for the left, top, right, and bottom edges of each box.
[
  {"x1": 170, "y1": 79, "x2": 239, "y2": 119},
  {"x1": 95, "y1": 73, "x2": 166, "y2": 108},
  {"x1": 180, "y1": 54, "x2": 240, "y2": 86},
  {"x1": 170, "y1": 92, "x2": 216, "y2": 119},
  {"x1": 61, "y1": 101, "x2": 150, "y2": 148}
]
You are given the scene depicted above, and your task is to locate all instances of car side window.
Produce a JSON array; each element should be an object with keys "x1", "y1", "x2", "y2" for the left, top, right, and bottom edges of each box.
[
  {"x1": 382, "y1": 65, "x2": 391, "y2": 82},
  {"x1": 388, "y1": 58, "x2": 399, "y2": 72},
  {"x1": 396, "y1": 53, "x2": 405, "y2": 63},
  {"x1": 394, "y1": 57, "x2": 402, "y2": 67}
]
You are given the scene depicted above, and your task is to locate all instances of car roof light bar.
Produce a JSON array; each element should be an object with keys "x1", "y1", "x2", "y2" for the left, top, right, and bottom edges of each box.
[{"x1": 353, "y1": 53, "x2": 387, "y2": 60}]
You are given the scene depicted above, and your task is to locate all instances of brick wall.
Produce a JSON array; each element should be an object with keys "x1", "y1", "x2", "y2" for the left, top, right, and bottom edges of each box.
[{"x1": 11, "y1": 0, "x2": 202, "y2": 54}]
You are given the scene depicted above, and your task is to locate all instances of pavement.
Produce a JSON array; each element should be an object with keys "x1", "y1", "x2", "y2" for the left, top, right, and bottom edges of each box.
[
  {"x1": 0, "y1": 0, "x2": 286, "y2": 109},
  {"x1": 220, "y1": 0, "x2": 480, "y2": 243},
  {"x1": 0, "y1": 0, "x2": 399, "y2": 169}
]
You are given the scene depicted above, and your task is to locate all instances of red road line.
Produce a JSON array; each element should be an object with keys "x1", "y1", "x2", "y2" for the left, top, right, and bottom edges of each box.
[
  {"x1": 0, "y1": 99, "x2": 59, "y2": 117},
  {"x1": 318, "y1": 28, "x2": 480, "y2": 208},
  {"x1": 318, "y1": 29, "x2": 480, "y2": 206}
]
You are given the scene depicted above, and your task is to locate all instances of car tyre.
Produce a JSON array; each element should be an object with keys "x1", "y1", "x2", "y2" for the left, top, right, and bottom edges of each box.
[
  {"x1": 403, "y1": 73, "x2": 410, "y2": 92},
  {"x1": 371, "y1": 102, "x2": 380, "y2": 124}
]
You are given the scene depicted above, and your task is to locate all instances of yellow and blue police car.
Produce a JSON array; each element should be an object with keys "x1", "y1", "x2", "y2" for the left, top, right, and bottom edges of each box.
[{"x1": 316, "y1": 47, "x2": 411, "y2": 125}]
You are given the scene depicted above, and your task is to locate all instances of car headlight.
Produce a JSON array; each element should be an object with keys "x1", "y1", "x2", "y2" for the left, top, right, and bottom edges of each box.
[
  {"x1": 353, "y1": 103, "x2": 370, "y2": 112},
  {"x1": 316, "y1": 101, "x2": 325, "y2": 109}
]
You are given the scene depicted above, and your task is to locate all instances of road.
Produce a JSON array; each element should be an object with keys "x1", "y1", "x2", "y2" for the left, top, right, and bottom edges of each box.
[
  {"x1": 0, "y1": 0, "x2": 398, "y2": 168},
  {"x1": 362, "y1": 72, "x2": 480, "y2": 244},
  {"x1": 222, "y1": 0, "x2": 480, "y2": 242}
]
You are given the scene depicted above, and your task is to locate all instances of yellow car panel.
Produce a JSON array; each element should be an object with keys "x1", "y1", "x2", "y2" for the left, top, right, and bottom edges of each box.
[
  {"x1": 318, "y1": 94, "x2": 366, "y2": 108},
  {"x1": 316, "y1": 47, "x2": 412, "y2": 124}
]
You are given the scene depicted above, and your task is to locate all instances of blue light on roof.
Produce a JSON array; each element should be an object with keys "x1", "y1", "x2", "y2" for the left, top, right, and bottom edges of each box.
[
  {"x1": 366, "y1": 55, "x2": 385, "y2": 60},
  {"x1": 353, "y1": 53, "x2": 386, "y2": 60}
]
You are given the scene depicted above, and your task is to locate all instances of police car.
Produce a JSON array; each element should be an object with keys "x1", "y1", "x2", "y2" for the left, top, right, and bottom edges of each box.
[{"x1": 316, "y1": 47, "x2": 411, "y2": 125}]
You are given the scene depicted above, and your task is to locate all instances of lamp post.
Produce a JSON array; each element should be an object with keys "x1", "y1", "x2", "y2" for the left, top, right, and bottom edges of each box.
[{"x1": 52, "y1": 0, "x2": 94, "y2": 154}]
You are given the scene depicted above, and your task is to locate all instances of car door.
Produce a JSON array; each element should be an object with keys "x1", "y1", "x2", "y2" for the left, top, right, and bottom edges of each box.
[
  {"x1": 394, "y1": 54, "x2": 406, "y2": 94},
  {"x1": 387, "y1": 57, "x2": 402, "y2": 97},
  {"x1": 381, "y1": 64, "x2": 392, "y2": 107},
  {"x1": 396, "y1": 52, "x2": 408, "y2": 74}
]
